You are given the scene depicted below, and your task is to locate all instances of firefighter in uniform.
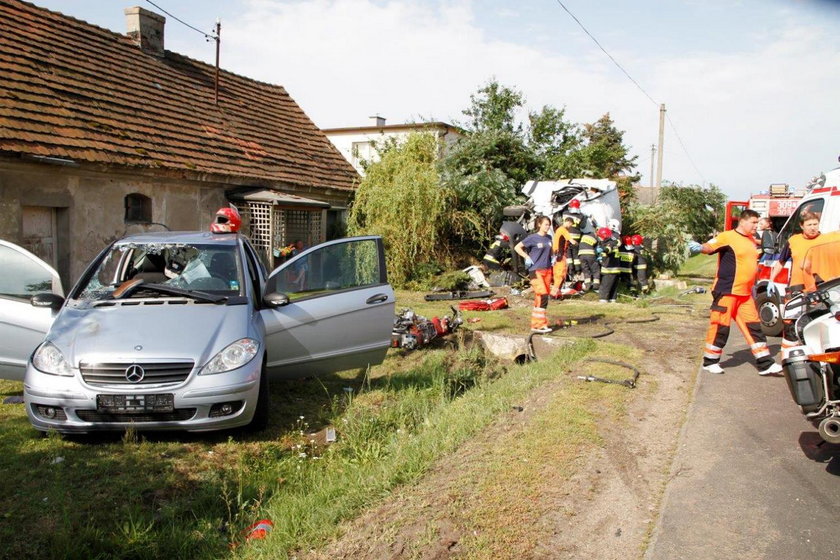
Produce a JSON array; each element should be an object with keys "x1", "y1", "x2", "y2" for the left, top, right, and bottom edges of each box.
[
  {"x1": 578, "y1": 230, "x2": 601, "y2": 292},
  {"x1": 618, "y1": 235, "x2": 636, "y2": 291},
  {"x1": 597, "y1": 227, "x2": 621, "y2": 303},
  {"x1": 482, "y1": 235, "x2": 511, "y2": 272},
  {"x1": 514, "y1": 216, "x2": 554, "y2": 333},
  {"x1": 550, "y1": 216, "x2": 578, "y2": 298},
  {"x1": 563, "y1": 200, "x2": 583, "y2": 280},
  {"x1": 632, "y1": 234, "x2": 649, "y2": 293},
  {"x1": 769, "y1": 211, "x2": 822, "y2": 359},
  {"x1": 699, "y1": 208, "x2": 782, "y2": 376}
]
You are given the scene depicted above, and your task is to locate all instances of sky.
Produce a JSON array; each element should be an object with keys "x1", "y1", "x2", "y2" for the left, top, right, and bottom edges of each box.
[{"x1": 29, "y1": 0, "x2": 840, "y2": 199}]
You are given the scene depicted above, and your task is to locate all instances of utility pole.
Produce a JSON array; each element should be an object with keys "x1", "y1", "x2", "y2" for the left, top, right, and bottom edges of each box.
[
  {"x1": 655, "y1": 103, "x2": 665, "y2": 188},
  {"x1": 214, "y1": 19, "x2": 221, "y2": 104},
  {"x1": 649, "y1": 144, "x2": 656, "y2": 188}
]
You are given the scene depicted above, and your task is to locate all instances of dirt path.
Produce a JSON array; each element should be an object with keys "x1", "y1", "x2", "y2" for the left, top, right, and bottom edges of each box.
[
  {"x1": 536, "y1": 310, "x2": 705, "y2": 559},
  {"x1": 303, "y1": 303, "x2": 708, "y2": 559}
]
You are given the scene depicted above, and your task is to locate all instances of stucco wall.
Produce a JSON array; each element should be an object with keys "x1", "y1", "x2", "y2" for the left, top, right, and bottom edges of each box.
[{"x1": 0, "y1": 162, "x2": 227, "y2": 287}]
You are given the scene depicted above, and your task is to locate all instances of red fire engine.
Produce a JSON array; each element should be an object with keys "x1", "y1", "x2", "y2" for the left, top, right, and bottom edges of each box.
[{"x1": 723, "y1": 183, "x2": 804, "y2": 231}]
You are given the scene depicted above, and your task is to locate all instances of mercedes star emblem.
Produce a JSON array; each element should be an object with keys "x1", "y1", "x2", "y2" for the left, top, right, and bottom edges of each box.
[{"x1": 125, "y1": 364, "x2": 145, "y2": 383}]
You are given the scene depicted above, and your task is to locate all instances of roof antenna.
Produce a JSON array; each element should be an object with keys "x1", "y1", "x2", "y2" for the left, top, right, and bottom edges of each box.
[{"x1": 213, "y1": 18, "x2": 221, "y2": 104}]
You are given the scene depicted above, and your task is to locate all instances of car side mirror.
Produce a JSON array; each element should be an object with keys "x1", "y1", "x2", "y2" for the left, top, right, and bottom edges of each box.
[
  {"x1": 263, "y1": 292, "x2": 290, "y2": 308},
  {"x1": 31, "y1": 293, "x2": 65, "y2": 310}
]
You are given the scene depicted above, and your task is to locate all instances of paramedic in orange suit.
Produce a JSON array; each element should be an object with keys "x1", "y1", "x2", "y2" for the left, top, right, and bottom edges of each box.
[
  {"x1": 514, "y1": 216, "x2": 554, "y2": 334},
  {"x1": 769, "y1": 211, "x2": 822, "y2": 358},
  {"x1": 550, "y1": 216, "x2": 577, "y2": 298},
  {"x1": 699, "y1": 208, "x2": 782, "y2": 376}
]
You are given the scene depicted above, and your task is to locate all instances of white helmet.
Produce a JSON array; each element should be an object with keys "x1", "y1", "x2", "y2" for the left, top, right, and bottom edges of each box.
[{"x1": 608, "y1": 219, "x2": 621, "y2": 233}]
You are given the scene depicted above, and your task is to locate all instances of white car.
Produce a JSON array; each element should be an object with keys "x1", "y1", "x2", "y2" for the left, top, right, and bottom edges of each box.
[{"x1": 0, "y1": 233, "x2": 394, "y2": 433}]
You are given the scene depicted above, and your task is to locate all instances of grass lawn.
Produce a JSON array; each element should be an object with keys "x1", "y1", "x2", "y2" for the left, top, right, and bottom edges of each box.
[
  {"x1": 677, "y1": 253, "x2": 717, "y2": 279},
  {"x1": 0, "y1": 288, "x2": 693, "y2": 559}
]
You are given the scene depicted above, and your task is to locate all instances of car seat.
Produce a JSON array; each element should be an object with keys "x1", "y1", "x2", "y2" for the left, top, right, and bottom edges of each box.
[{"x1": 208, "y1": 252, "x2": 237, "y2": 283}]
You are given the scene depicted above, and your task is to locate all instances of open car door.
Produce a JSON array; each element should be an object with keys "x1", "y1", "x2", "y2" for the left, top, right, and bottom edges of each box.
[
  {"x1": 260, "y1": 236, "x2": 395, "y2": 378},
  {"x1": 0, "y1": 240, "x2": 64, "y2": 380}
]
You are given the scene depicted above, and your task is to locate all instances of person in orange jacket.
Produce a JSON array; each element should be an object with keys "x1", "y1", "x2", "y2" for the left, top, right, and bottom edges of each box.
[
  {"x1": 550, "y1": 216, "x2": 578, "y2": 298},
  {"x1": 699, "y1": 208, "x2": 782, "y2": 376},
  {"x1": 770, "y1": 211, "x2": 822, "y2": 359}
]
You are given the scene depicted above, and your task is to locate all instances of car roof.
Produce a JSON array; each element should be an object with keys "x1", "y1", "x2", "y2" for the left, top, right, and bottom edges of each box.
[{"x1": 114, "y1": 231, "x2": 241, "y2": 246}]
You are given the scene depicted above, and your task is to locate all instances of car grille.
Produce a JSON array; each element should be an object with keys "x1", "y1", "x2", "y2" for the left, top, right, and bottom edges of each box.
[
  {"x1": 80, "y1": 362, "x2": 194, "y2": 386},
  {"x1": 76, "y1": 408, "x2": 197, "y2": 423}
]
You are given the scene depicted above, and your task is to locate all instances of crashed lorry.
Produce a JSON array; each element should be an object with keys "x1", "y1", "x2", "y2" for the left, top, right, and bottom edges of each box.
[{"x1": 482, "y1": 178, "x2": 622, "y2": 285}]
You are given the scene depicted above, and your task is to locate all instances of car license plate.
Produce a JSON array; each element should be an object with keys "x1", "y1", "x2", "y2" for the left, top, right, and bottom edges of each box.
[{"x1": 96, "y1": 393, "x2": 174, "y2": 413}]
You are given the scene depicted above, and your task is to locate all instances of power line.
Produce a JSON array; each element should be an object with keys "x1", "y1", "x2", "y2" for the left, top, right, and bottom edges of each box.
[
  {"x1": 666, "y1": 114, "x2": 707, "y2": 185},
  {"x1": 553, "y1": 0, "x2": 658, "y2": 107},
  {"x1": 144, "y1": 0, "x2": 216, "y2": 40},
  {"x1": 553, "y1": 0, "x2": 708, "y2": 184}
]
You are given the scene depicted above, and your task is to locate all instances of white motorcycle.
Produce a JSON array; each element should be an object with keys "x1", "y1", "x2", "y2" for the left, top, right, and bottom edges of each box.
[{"x1": 783, "y1": 274, "x2": 840, "y2": 444}]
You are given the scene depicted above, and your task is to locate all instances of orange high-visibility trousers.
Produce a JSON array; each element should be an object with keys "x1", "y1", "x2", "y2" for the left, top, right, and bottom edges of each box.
[
  {"x1": 551, "y1": 257, "x2": 568, "y2": 297},
  {"x1": 530, "y1": 268, "x2": 552, "y2": 329},
  {"x1": 702, "y1": 293, "x2": 773, "y2": 371}
]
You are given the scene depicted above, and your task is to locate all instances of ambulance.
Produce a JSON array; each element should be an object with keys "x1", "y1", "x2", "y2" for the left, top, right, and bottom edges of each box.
[{"x1": 751, "y1": 163, "x2": 840, "y2": 336}]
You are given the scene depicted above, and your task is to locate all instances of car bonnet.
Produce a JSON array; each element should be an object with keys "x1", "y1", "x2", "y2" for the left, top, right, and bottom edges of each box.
[{"x1": 44, "y1": 301, "x2": 255, "y2": 370}]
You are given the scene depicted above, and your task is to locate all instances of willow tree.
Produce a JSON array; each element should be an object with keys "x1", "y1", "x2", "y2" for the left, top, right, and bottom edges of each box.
[{"x1": 347, "y1": 132, "x2": 452, "y2": 287}]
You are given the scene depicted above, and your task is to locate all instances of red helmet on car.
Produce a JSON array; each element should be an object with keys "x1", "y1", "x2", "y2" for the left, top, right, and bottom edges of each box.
[
  {"x1": 210, "y1": 206, "x2": 242, "y2": 233},
  {"x1": 568, "y1": 199, "x2": 581, "y2": 209},
  {"x1": 597, "y1": 227, "x2": 612, "y2": 241},
  {"x1": 631, "y1": 234, "x2": 644, "y2": 246}
]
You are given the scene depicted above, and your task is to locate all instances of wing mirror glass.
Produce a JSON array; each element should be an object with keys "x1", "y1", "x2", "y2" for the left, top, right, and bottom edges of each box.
[
  {"x1": 263, "y1": 292, "x2": 290, "y2": 308},
  {"x1": 31, "y1": 293, "x2": 65, "y2": 310}
]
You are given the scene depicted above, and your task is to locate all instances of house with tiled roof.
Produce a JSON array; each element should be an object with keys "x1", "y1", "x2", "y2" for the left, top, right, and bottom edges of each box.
[{"x1": 0, "y1": 0, "x2": 359, "y2": 283}]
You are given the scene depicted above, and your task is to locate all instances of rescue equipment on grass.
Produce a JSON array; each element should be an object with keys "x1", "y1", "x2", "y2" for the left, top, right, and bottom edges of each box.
[
  {"x1": 424, "y1": 289, "x2": 495, "y2": 301},
  {"x1": 577, "y1": 358, "x2": 641, "y2": 389},
  {"x1": 391, "y1": 307, "x2": 463, "y2": 350},
  {"x1": 458, "y1": 297, "x2": 509, "y2": 311}
]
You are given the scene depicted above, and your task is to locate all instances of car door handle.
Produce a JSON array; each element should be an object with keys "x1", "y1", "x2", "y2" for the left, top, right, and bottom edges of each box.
[{"x1": 366, "y1": 293, "x2": 389, "y2": 305}]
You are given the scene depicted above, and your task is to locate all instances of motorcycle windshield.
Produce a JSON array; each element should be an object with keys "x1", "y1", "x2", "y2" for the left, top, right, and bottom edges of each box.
[{"x1": 802, "y1": 233, "x2": 840, "y2": 292}]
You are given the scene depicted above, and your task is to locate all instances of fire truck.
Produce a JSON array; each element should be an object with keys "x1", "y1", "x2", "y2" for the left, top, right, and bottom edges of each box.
[{"x1": 723, "y1": 183, "x2": 805, "y2": 233}]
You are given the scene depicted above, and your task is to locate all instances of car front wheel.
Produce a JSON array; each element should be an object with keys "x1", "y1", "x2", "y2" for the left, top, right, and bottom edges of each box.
[{"x1": 756, "y1": 290, "x2": 783, "y2": 337}]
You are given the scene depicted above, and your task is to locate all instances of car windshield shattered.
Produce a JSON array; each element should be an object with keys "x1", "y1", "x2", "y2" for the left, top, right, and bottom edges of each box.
[{"x1": 78, "y1": 242, "x2": 243, "y2": 301}]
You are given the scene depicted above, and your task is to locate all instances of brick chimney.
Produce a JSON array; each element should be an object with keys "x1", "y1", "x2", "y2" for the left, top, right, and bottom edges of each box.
[{"x1": 124, "y1": 7, "x2": 165, "y2": 56}]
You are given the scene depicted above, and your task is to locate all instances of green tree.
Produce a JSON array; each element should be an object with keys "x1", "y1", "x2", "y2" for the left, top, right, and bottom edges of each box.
[
  {"x1": 347, "y1": 132, "x2": 452, "y2": 287},
  {"x1": 527, "y1": 105, "x2": 584, "y2": 179},
  {"x1": 461, "y1": 80, "x2": 524, "y2": 134},
  {"x1": 658, "y1": 182, "x2": 727, "y2": 241},
  {"x1": 625, "y1": 183, "x2": 726, "y2": 275},
  {"x1": 440, "y1": 80, "x2": 537, "y2": 246},
  {"x1": 579, "y1": 113, "x2": 640, "y2": 207}
]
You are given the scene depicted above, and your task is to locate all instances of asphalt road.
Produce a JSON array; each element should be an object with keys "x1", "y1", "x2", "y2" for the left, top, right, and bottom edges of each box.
[{"x1": 646, "y1": 338, "x2": 840, "y2": 559}]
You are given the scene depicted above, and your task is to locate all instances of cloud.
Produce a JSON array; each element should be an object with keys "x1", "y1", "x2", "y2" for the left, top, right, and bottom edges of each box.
[{"x1": 179, "y1": 0, "x2": 840, "y2": 198}]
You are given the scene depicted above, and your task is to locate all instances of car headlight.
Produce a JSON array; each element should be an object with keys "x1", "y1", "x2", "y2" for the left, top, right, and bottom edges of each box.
[
  {"x1": 200, "y1": 338, "x2": 259, "y2": 375},
  {"x1": 32, "y1": 342, "x2": 74, "y2": 376}
]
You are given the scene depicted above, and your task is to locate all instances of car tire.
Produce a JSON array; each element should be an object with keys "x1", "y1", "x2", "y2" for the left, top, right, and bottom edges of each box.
[
  {"x1": 503, "y1": 205, "x2": 529, "y2": 218},
  {"x1": 248, "y1": 363, "x2": 270, "y2": 432},
  {"x1": 756, "y1": 290, "x2": 783, "y2": 337}
]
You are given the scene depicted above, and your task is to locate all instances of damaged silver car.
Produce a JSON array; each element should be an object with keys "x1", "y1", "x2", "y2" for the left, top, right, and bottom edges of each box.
[{"x1": 0, "y1": 231, "x2": 394, "y2": 433}]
